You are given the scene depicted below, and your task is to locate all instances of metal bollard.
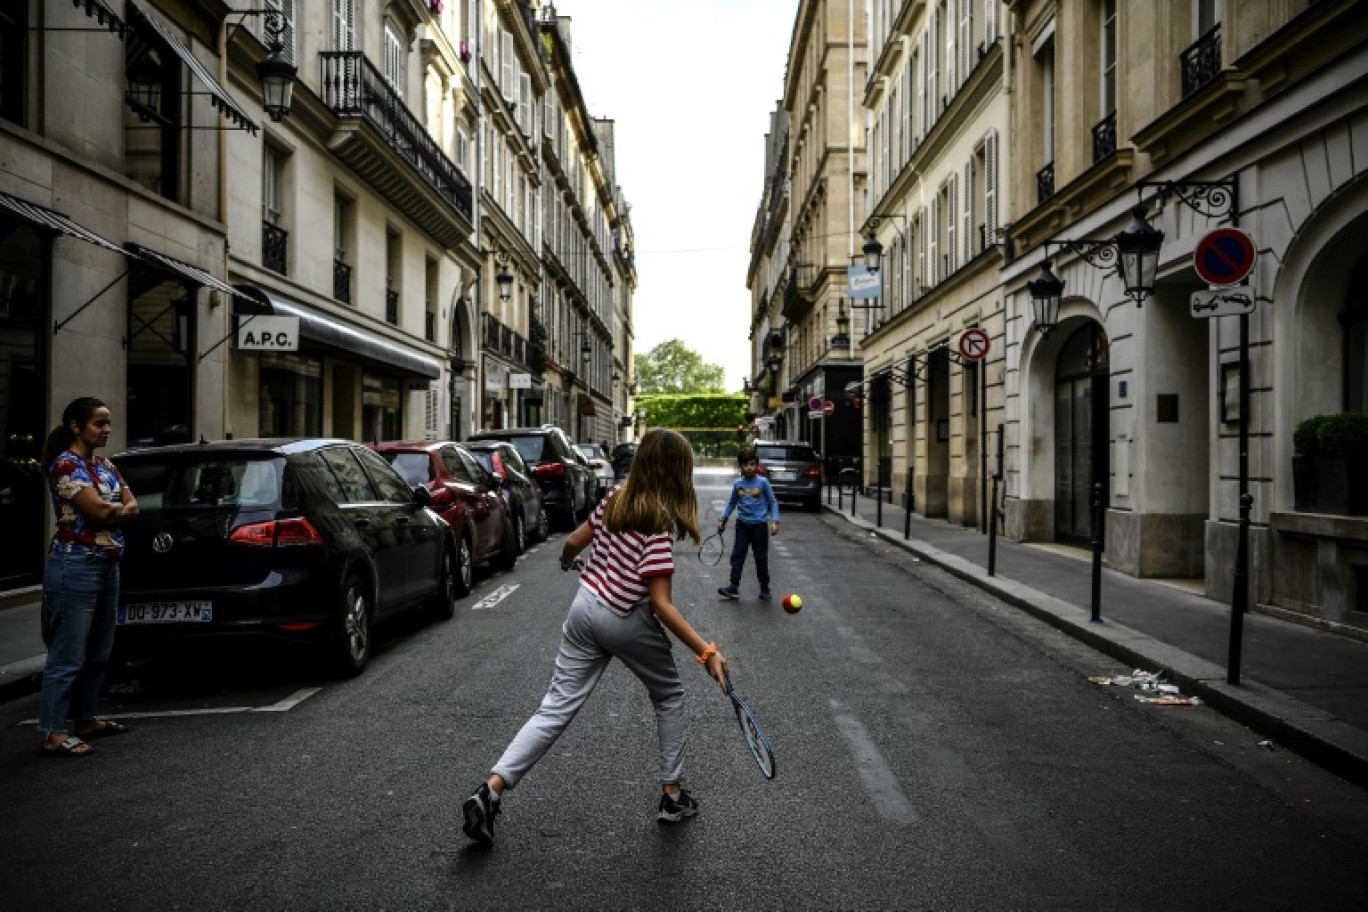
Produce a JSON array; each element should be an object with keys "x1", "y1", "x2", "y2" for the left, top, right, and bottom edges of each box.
[
  {"x1": 875, "y1": 485, "x2": 882, "y2": 527},
  {"x1": 851, "y1": 480, "x2": 858, "y2": 518},
  {"x1": 988, "y1": 474, "x2": 1000, "y2": 576},
  {"x1": 903, "y1": 490, "x2": 912, "y2": 540},
  {"x1": 1090, "y1": 482, "x2": 1104, "y2": 622}
]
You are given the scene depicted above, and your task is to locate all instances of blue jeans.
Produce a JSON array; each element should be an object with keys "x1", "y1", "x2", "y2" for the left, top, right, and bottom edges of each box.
[
  {"x1": 39, "y1": 548, "x2": 121, "y2": 736},
  {"x1": 729, "y1": 520, "x2": 770, "y2": 589}
]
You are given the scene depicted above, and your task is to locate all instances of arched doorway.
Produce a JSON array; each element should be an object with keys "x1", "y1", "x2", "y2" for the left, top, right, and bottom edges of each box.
[{"x1": 1054, "y1": 321, "x2": 1109, "y2": 546}]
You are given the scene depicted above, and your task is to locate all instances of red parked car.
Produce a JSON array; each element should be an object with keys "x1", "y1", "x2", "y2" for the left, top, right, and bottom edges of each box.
[{"x1": 370, "y1": 441, "x2": 517, "y2": 595}]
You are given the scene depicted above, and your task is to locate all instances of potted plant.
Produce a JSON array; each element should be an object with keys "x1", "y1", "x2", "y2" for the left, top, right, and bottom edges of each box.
[{"x1": 1292, "y1": 412, "x2": 1368, "y2": 515}]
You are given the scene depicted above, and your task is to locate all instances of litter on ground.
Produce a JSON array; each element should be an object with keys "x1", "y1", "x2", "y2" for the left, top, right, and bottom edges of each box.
[{"x1": 1089, "y1": 668, "x2": 1202, "y2": 705}]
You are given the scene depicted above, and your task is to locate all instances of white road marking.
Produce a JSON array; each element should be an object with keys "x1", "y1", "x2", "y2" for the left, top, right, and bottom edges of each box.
[
  {"x1": 471, "y1": 583, "x2": 521, "y2": 610},
  {"x1": 252, "y1": 687, "x2": 322, "y2": 712},
  {"x1": 829, "y1": 699, "x2": 919, "y2": 825},
  {"x1": 21, "y1": 686, "x2": 324, "y2": 725}
]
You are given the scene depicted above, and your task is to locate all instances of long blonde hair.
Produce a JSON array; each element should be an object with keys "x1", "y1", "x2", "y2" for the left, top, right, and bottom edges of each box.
[{"x1": 602, "y1": 428, "x2": 700, "y2": 543}]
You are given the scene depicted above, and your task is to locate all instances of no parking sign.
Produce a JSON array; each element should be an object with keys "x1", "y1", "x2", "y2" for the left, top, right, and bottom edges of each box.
[{"x1": 1193, "y1": 228, "x2": 1256, "y2": 287}]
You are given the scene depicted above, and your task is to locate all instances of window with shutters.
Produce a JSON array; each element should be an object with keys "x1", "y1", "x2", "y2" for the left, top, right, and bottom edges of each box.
[
  {"x1": 971, "y1": 137, "x2": 989, "y2": 256},
  {"x1": 958, "y1": 0, "x2": 972, "y2": 83},
  {"x1": 456, "y1": 125, "x2": 469, "y2": 171},
  {"x1": 260, "y1": 1, "x2": 296, "y2": 63},
  {"x1": 491, "y1": 140, "x2": 501, "y2": 202},
  {"x1": 984, "y1": 130, "x2": 998, "y2": 244},
  {"x1": 928, "y1": 196, "x2": 940, "y2": 285},
  {"x1": 943, "y1": 176, "x2": 956, "y2": 276},
  {"x1": 384, "y1": 21, "x2": 406, "y2": 98},
  {"x1": 911, "y1": 212, "x2": 924, "y2": 300},
  {"x1": 926, "y1": 15, "x2": 939, "y2": 127},
  {"x1": 1101, "y1": 0, "x2": 1117, "y2": 117},
  {"x1": 332, "y1": 0, "x2": 354, "y2": 51},
  {"x1": 501, "y1": 31, "x2": 515, "y2": 101},
  {"x1": 963, "y1": 159, "x2": 975, "y2": 263},
  {"x1": 943, "y1": 1, "x2": 956, "y2": 95},
  {"x1": 519, "y1": 73, "x2": 531, "y2": 136},
  {"x1": 985, "y1": 0, "x2": 998, "y2": 44}
]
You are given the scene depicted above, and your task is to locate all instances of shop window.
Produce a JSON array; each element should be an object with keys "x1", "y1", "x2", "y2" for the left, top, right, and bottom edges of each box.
[
  {"x1": 363, "y1": 373, "x2": 402, "y2": 442},
  {"x1": 259, "y1": 352, "x2": 321, "y2": 436},
  {"x1": 126, "y1": 272, "x2": 195, "y2": 446}
]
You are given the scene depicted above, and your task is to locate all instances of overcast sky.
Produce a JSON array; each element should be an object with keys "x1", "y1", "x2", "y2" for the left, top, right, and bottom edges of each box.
[{"x1": 560, "y1": 0, "x2": 797, "y2": 393}]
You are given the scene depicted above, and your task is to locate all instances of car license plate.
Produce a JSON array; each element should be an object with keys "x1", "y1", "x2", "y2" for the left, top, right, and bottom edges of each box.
[
  {"x1": 772, "y1": 470, "x2": 796, "y2": 481},
  {"x1": 117, "y1": 601, "x2": 213, "y2": 625}
]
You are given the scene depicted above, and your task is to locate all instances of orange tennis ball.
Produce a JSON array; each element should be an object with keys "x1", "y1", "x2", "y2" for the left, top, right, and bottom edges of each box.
[{"x1": 782, "y1": 594, "x2": 803, "y2": 613}]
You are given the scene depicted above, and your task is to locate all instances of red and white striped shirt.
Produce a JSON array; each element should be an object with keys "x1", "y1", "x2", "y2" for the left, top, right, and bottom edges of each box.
[{"x1": 580, "y1": 487, "x2": 676, "y2": 615}]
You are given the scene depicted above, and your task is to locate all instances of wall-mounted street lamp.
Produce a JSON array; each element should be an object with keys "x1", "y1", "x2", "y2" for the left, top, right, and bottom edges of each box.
[
  {"x1": 256, "y1": 25, "x2": 297, "y2": 122},
  {"x1": 495, "y1": 251, "x2": 514, "y2": 303},
  {"x1": 831, "y1": 301, "x2": 852, "y2": 349},
  {"x1": 1114, "y1": 205, "x2": 1163, "y2": 301},
  {"x1": 765, "y1": 350, "x2": 783, "y2": 376},
  {"x1": 1026, "y1": 260, "x2": 1064, "y2": 334}
]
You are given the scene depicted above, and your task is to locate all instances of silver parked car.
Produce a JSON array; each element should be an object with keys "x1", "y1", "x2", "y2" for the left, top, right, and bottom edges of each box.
[{"x1": 576, "y1": 443, "x2": 614, "y2": 501}]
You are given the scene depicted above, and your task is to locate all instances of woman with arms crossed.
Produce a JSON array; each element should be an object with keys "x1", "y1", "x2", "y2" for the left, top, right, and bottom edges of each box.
[{"x1": 37, "y1": 397, "x2": 138, "y2": 757}]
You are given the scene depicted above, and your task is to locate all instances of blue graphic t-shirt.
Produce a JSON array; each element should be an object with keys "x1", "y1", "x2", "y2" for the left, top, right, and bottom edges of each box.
[
  {"x1": 721, "y1": 475, "x2": 780, "y2": 524},
  {"x1": 48, "y1": 449, "x2": 126, "y2": 558}
]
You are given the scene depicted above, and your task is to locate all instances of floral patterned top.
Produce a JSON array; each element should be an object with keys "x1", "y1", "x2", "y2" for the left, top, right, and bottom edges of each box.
[{"x1": 48, "y1": 449, "x2": 126, "y2": 558}]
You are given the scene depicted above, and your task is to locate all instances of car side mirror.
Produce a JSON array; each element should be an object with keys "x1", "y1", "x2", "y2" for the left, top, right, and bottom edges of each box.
[{"x1": 412, "y1": 485, "x2": 433, "y2": 507}]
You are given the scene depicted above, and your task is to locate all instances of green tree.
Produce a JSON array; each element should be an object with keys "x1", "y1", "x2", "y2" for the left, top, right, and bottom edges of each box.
[{"x1": 635, "y1": 339, "x2": 726, "y2": 394}]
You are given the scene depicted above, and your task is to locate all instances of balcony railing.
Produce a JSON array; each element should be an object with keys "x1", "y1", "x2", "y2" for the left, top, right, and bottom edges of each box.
[
  {"x1": 1181, "y1": 25, "x2": 1222, "y2": 98},
  {"x1": 1037, "y1": 161, "x2": 1055, "y2": 205},
  {"x1": 262, "y1": 221, "x2": 288, "y2": 275},
  {"x1": 319, "y1": 51, "x2": 473, "y2": 223},
  {"x1": 334, "y1": 259, "x2": 352, "y2": 304},
  {"x1": 385, "y1": 288, "x2": 399, "y2": 325},
  {"x1": 482, "y1": 313, "x2": 538, "y2": 371},
  {"x1": 1092, "y1": 111, "x2": 1117, "y2": 163}
]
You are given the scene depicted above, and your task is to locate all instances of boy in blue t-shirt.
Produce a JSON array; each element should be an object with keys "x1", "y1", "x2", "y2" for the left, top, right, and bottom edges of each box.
[{"x1": 717, "y1": 447, "x2": 780, "y2": 600}]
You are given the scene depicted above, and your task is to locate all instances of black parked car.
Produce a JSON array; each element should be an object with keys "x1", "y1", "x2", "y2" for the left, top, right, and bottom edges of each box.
[
  {"x1": 465, "y1": 440, "x2": 549, "y2": 551},
  {"x1": 469, "y1": 426, "x2": 595, "y2": 529},
  {"x1": 611, "y1": 442, "x2": 637, "y2": 481},
  {"x1": 112, "y1": 439, "x2": 460, "y2": 676}
]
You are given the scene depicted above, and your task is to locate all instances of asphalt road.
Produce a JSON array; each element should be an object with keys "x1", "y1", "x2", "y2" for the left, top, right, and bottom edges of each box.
[{"x1": 2, "y1": 468, "x2": 1367, "y2": 910}]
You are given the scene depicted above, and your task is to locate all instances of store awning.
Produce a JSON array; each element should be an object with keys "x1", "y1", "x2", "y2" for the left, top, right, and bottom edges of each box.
[
  {"x1": 0, "y1": 191, "x2": 128, "y2": 255},
  {"x1": 129, "y1": 1, "x2": 257, "y2": 134},
  {"x1": 231, "y1": 285, "x2": 274, "y2": 316},
  {"x1": 268, "y1": 295, "x2": 441, "y2": 380},
  {"x1": 126, "y1": 243, "x2": 239, "y2": 297},
  {"x1": 75, "y1": 0, "x2": 127, "y2": 38}
]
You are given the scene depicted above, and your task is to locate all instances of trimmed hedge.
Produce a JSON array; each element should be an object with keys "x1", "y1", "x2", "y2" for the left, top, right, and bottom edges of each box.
[
  {"x1": 1294, "y1": 412, "x2": 1368, "y2": 457},
  {"x1": 637, "y1": 394, "x2": 749, "y2": 458}
]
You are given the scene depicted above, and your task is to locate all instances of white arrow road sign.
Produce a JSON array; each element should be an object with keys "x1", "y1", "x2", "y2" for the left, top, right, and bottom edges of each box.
[{"x1": 1190, "y1": 287, "x2": 1256, "y2": 319}]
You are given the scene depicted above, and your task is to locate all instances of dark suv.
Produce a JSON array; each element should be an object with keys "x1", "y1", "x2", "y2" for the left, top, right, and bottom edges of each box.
[
  {"x1": 753, "y1": 440, "x2": 823, "y2": 511},
  {"x1": 469, "y1": 426, "x2": 595, "y2": 528}
]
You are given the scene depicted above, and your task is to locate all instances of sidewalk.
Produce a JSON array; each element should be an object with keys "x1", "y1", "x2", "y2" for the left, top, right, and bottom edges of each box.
[
  {"x1": 0, "y1": 586, "x2": 44, "y2": 705},
  {"x1": 821, "y1": 490, "x2": 1368, "y2": 788}
]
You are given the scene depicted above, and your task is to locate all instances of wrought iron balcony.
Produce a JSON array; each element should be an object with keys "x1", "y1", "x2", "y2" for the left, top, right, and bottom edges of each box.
[
  {"x1": 1092, "y1": 111, "x2": 1117, "y2": 163},
  {"x1": 482, "y1": 313, "x2": 534, "y2": 370},
  {"x1": 1181, "y1": 25, "x2": 1222, "y2": 98},
  {"x1": 262, "y1": 220, "x2": 288, "y2": 274},
  {"x1": 1037, "y1": 161, "x2": 1055, "y2": 205},
  {"x1": 319, "y1": 52, "x2": 473, "y2": 242},
  {"x1": 385, "y1": 288, "x2": 399, "y2": 325},
  {"x1": 334, "y1": 259, "x2": 352, "y2": 304}
]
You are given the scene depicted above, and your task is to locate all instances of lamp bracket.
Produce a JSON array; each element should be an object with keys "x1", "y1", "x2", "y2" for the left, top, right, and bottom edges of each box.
[
  {"x1": 1137, "y1": 178, "x2": 1238, "y2": 222},
  {"x1": 1043, "y1": 237, "x2": 1118, "y2": 273},
  {"x1": 865, "y1": 214, "x2": 908, "y2": 239}
]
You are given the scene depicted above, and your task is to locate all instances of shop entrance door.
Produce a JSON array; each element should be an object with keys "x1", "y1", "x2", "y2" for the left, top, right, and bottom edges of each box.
[
  {"x1": 0, "y1": 222, "x2": 47, "y2": 587},
  {"x1": 1054, "y1": 322, "x2": 1109, "y2": 546}
]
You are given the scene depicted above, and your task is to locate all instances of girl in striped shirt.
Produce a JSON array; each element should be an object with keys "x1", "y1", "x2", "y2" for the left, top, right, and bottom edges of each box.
[{"x1": 462, "y1": 428, "x2": 729, "y2": 844}]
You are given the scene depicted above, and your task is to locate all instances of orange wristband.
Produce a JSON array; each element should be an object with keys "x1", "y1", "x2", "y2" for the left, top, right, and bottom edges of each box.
[{"x1": 696, "y1": 642, "x2": 718, "y2": 665}]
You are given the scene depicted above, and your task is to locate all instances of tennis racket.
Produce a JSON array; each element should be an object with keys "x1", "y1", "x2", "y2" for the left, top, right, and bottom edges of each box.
[
  {"x1": 724, "y1": 672, "x2": 775, "y2": 779},
  {"x1": 698, "y1": 531, "x2": 724, "y2": 565}
]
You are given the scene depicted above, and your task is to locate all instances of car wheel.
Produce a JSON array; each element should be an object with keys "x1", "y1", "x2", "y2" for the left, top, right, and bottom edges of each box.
[
  {"x1": 495, "y1": 517, "x2": 518, "y2": 572},
  {"x1": 427, "y1": 545, "x2": 457, "y2": 620},
  {"x1": 331, "y1": 574, "x2": 372, "y2": 677},
  {"x1": 513, "y1": 510, "x2": 527, "y2": 554},
  {"x1": 453, "y1": 533, "x2": 473, "y2": 598}
]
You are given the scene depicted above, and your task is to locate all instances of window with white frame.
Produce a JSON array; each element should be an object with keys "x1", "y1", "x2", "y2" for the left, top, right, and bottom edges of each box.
[
  {"x1": 332, "y1": 0, "x2": 354, "y2": 51},
  {"x1": 384, "y1": 22, "x2": 406, "y2": 97},
  {"x1": 263, "y1": 145, "x2": 284, "y2": 226},
  {"x1": 1101, "y1": 0, "x2": 1117, "y2": 116}
]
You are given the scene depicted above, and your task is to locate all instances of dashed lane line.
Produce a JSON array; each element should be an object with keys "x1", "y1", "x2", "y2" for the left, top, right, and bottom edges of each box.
[{"x1": 21, "y1": 687, "x2": 323, "y2": 724}]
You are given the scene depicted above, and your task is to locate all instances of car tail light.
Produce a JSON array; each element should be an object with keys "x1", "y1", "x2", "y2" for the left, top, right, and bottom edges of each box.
[
  {"x1": 756, "y1": 465, "x2": 766, "y2": 475},
  {"x1": 430, "y1": 485, "x2": 453, "y2": 506},
  {"x1": 801, "y1": 466, "x2": 822, "y2": 479},
  {"x1": 229, "y1": 517, "x2": 324, "y2": 547},
  {"x1": 535, "y1": 461, "x2": 565, "y2": 479}
]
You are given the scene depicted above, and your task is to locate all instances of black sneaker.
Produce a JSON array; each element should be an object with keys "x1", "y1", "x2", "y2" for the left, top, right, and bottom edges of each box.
[
  {"x1": 718, "y1": 586, "x2": 739, "y2": 600},
  {"x1": 657, "y1": 788, "x2": 699, "y2": 823},
  {"x1": 462, "y1": 783, "x2": 501, "y2": 845},
  {"x1": 758, "y1": 589, "x2": 772, "y2": 600}
]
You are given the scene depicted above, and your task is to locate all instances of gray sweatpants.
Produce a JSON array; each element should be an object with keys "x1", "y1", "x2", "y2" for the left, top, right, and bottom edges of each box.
[{"x1": 491, "y1": 585, "x2": 686, "y2": 789}]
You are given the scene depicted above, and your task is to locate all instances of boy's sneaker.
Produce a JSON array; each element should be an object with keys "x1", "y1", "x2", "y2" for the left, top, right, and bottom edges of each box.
[
  {"x1": 717, "y1": 585, "x2": 739, "y2": 600},
  {"x1": 758, "y1": 589, "x2": 772, "y2": 600},
  {"x1": 462, "y1": 783, "x2": 501, "y2": 845},
  {"x1": 657, "y1": 788, "x2": 699, "y2": 823}
]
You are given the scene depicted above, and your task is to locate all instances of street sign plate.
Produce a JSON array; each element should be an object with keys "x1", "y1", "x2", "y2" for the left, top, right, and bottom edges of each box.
[
  {"x1": 1193, "y1": 228, "x2": 1256, "y2": 286},
  {"x1": 958, "y1": 327, "x2": 990, "y2": 361},
  {"x1": 807, "y1": 410, "x2": 824, "y2": 420},
  {"x1": 822, "y1": 400, "x2": 835, "y2": 416},
  {"x1": 1190, "y1": 287, "x2": 1255, "y2": 319}
]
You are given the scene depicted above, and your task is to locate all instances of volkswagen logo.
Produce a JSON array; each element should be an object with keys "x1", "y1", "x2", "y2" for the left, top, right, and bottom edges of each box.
[{"x1": 151, "y1": 532, "x2": 175, "y2": 554}]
